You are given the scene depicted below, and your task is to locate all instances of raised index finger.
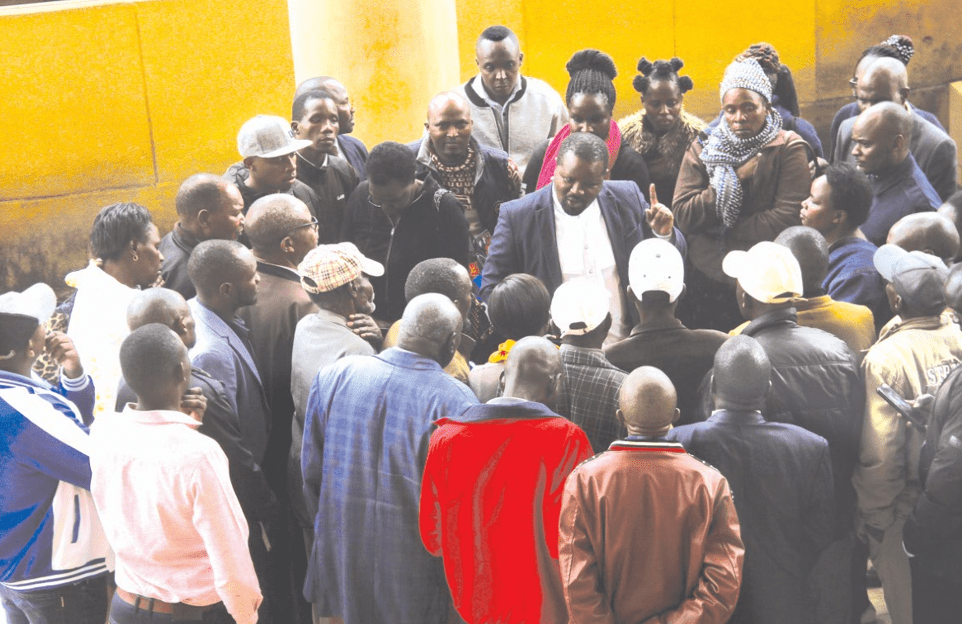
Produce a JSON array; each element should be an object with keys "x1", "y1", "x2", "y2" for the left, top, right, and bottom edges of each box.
[{"x1": 649, "y1": 183, "x2": 659, "y2": 207}]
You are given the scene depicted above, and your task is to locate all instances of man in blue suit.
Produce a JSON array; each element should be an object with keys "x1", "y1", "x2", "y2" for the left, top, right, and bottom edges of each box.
[
  {"x1": 186, "y1": 239, "x2": 271, "y2": 466},
  {"x1": 480, "y1": 132, "x2": 685, "y2": 345}
]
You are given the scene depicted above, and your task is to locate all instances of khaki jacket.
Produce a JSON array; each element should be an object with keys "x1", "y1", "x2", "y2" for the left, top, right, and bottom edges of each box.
[{"x1": 854, "y1": 316, "x2": 962, "y2": 531}]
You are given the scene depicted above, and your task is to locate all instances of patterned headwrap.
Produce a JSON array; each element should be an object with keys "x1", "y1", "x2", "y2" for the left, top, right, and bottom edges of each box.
[
  {"x1": 703, "y1": 59, "x2": 782, "y2": 229},
  {"x1": 883, "y1": 35, "x2": 915, "y2": 65},
  {"x1": 719, "y1": 58, "x2": 772, "y2": 104}
]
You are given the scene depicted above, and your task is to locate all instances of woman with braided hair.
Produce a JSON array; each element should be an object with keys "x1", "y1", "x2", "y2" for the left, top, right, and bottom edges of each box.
[
  {"x1": 620, "y1": 57, "x2": 706, "y2": 207},
  {"x1": 829, "y1": 35, "x2": 945, "y2": 154},
  {"x1": 522, "y1": 49, "x2": 651, "y2": 200},
  {"x1": 672, "y1": 58, "x2": 811, "y2": 332},
  {"x1": 706, "y1": 43, "x2": 824, "y2": 159}
]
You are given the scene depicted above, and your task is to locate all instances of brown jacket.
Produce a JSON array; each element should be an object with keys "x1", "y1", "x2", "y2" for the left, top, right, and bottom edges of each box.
[
  {"x1": 672, "y1": 129, "x2": 811, "y2": 281},
  {"x1": 559, "y1": 439, "x2": 744, "y2": 623}
]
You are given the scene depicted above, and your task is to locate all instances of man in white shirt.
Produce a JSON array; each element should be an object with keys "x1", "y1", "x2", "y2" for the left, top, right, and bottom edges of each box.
[
  {"x1": 457, "y1": 25, "x2": 568, "y2": 179},
  {"x1": 89, "y1": 324, "x2": 261, "y2": 624},
  {"x1": 480, "y1": 132, "x2": 686, "y2": 346}
]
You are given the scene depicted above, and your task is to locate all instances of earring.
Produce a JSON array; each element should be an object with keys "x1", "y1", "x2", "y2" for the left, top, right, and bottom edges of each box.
[{"x1": 132, "y1": 252, "x2": 139, "y2": 262}]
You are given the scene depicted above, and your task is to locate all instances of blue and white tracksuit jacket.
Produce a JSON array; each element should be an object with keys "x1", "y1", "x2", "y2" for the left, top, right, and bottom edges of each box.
[{"x1": 0, "y1": 370, "x2": 111, "y2": 592}]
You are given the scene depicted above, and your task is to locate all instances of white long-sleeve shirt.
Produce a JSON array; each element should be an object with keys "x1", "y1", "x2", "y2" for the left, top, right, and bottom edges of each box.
[{"x1": 89, "y1": 407, "x2": 261, "y2": 624}]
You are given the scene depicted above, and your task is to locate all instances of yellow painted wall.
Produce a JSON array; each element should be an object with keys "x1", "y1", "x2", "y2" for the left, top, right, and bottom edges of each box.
[
  {"x1": 4, "y1": 0, "x2": 962, "y2": 293},
  {"x1": 287, "y1": 0, "x2": 462, "y2": 149},
  {"x1": 0, "y1": 0, "x2": 295, "y2": 292},
  {"x1": 454, "y1": 0, "x2": 962, "y2": 136}
]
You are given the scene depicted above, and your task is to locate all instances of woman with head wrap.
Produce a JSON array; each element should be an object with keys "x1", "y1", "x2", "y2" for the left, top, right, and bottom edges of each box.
[
  {"x1": 672, "y1": 58, "x2": 811, "y2": 332},
  {"x1": 829, "y1": 35, "x2": 944, "y2": 154},
  {"x1": 706, "y1": 43, "x2": 824, "y2": 159},
  {"x1": 522, "y1": 49, "x2": 651, "y2": 200},
  {"x1": 620, "y1": 57, "x2": 706, "y2": 207}
]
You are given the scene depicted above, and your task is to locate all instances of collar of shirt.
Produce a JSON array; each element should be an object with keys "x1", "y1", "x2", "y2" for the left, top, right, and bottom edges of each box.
[
  {"x1": 472, "y1": 75, "x2": 521, "y2": 113},
  {"x1": 870, "y1": 153, "x2": 916, "y2": 196},
  {"x1": 296, "y1": 151, "x2": 329, "y2": 170},
  {"x1": 558, "y1": 344, "x2": 611, "y2": 369},
  {"x1": 255, "y1": 260, "x2": 300, "y2": 282},
  {"x1": 552, "y1": 186, "x2": 614, "y2": 277},
  {"x1": 118, "y1": 404, "x2": 201, "y2": 429}
]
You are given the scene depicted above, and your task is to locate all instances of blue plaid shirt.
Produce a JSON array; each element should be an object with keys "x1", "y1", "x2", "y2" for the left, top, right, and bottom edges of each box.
[{"x1": 302, "y1": 347, "x2": 478, "y2": 624}]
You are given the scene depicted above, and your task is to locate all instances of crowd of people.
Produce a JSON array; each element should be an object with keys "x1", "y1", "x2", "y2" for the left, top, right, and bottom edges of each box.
[{"x1": 4, "y1": 23, "x2": 962, "y2": 624}]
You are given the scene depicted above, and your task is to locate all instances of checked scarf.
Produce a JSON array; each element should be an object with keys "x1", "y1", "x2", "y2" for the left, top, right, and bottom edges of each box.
[{"x1": 699, "y1": 109, "x2": 782, "y2": 229}]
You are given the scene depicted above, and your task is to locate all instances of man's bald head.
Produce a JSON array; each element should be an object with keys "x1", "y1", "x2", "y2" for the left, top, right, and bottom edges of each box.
[
  {"x1": 939, "y1": 190, "x2": 962, "y2": 263},
  {"x1": 404, "y1": 258, "x2": 473, "y2": 321},
  {"x1": 119, "y1": 323, "x2": 190, "y2": 407},
  {"x1": 174, "y1": 174, "x2": 244, "y2": 241},
  {"x1": 396, "y1": 293, "x2": 463, "y2": 366},
  {"x1": 126, "y1": 288, "x2": 196, "y2": 349},
  {"x1": 857, "y1": 57, "x2": 910, "y2": 111},
  {"x1": 851, "y1": 101, "x2": 912, "y2": 175},
  {"x1": 425, "y1": 91, "x2": 473, "y2": 166},
  {"x1": 244, "y1": 194, "x2": 316, "y2": 262},
  {"x1": 295, "y1": 76, "x2": 354, "y2": 134},
  {"x1": 427, "y1": 91, "x2": 471, "y2": 121},
  {"x1": 774, "y1": 226, "x2": 830, "y2": 295},
  {"x1": 501, "y1": 336, "x2": 562, "y2": 405},
  {"x1": 887, "y1": 212, "x2": 960, "y2": 266},
  {"x1": 617, "y1": 367, "x2": 678, "y2": 437},
  {"x1": 712, "y1": 335, "x2": 771, "y2": 411}
]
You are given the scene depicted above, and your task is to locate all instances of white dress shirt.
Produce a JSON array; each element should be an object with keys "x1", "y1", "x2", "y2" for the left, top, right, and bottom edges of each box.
[
  {"x1": 552, "y1": 188, "x2": 629, "y2": 344},
  {"x1": 89, "y1": 407, "x2": 262, "y2": 624}
]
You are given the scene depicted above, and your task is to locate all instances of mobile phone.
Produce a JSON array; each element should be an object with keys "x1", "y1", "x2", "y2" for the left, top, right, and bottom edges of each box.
[{"x1": 876, "y1": 384, "x2": 927, "y2": 432}]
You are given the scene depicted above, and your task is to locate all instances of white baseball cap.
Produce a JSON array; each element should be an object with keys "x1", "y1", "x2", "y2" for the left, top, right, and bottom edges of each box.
[
  {"x1": 550, "y1": 278, "x2": 611, "y2": 337},
  {"x1": 237, "y1": 115, "x2": 312, "y2": 158},
  {"x1": 0, "y1": 283, "x2": 56, "y2": 324},
  {"x1": 723, "y1": 241, "x2": 803, "y2": 304},
  {"x1": 628, "y1": 239, "x2": 685, "y2": 303}
]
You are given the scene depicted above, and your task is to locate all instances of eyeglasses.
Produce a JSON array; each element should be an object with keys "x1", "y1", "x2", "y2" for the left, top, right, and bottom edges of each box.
[
  {"x1": 287, "y1": 217, "x2": 319, "y2": 236},
  {"x1": 849, "y1": 77, "x2": 858, "y2": 98}
]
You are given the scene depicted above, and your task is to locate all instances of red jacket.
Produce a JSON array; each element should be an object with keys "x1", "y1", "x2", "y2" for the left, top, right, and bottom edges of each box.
[{"x1": 419, "y1": 399, "x2": 592, "y2": 623}]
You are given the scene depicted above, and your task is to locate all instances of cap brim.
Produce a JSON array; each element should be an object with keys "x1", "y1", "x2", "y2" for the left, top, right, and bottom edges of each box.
[
  {"x1": 874, "y1": 244, "x2": 907, "y2": 282},
  {"x1": 256, "y1": 138, "x2": 313, "y2": 158},
  {"x1": 722, "y1": 250, "x2": 750, "y2": 280},
  {"x1": 359, "y1": 256, "x2": 384, "y2": 277}
]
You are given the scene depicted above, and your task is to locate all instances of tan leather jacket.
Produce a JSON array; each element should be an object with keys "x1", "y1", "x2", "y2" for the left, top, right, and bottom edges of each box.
[{"x1": 559, "y1": 439, "x2": 744, "y2": 623}]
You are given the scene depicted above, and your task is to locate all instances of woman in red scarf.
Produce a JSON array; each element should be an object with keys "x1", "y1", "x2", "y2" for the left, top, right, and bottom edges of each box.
[{"x1": 522, "y1": 49, "x2": 651, "y2": 201}]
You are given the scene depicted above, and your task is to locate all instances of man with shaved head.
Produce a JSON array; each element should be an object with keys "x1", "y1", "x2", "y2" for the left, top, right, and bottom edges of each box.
[
  {"x1": 937, "y1": 190, "x2": 962, "y2": 263},
  {"x1": 671, "y1": 336, "x2": 834, "y2": 624},
  {"x1": 420, "y1": 336, "x2": 591, "y2": 623},
  {"x1": 236, "y1": 194, "x2": 328, "y2": 623},
  {"x1": 887, "y1": 211, "x2": 960, "y2": 266},
  {"x1": 295, "y1": 76, "x2": 368, "y2": 179},
  {"x1": 238, "y1": 194, "x2": 318, "y2": 489},
  {"x1": 187, "y1": 241, "x2": 270, "y2": 463},
  {"x1": 302, "y1": 294, "x2": 478, "y2": 624},
  {"x1": 381, "y1": 257, "x2": 475, "y2": 382},
  {"x1": 846, "y1": 102, "x2": 942, "y2": 246},
  {"x1": 160, "y1": 173, "x2": 245, "y2": 299},
  {"x1": 833, "y1": 56, "x2": 957, "y2": 202},
  {"x1": 121, "y1": 288, "x2": 277, "y2": 534},
  {"x1": 457, "y1": 26, "x2": 568, "y2": 177},
  {"x1": 118, "y1": 288, "x2": 281, "y2": 624},
  {"x1": 410, "y1": 91, "x2": 520, "y2": 278},
  {"x1": 560, "y1": 365, "x2": 743, "y2": 623},
  {"x1": 90, "y1": 324, "x2": 262, "y2": 624}
]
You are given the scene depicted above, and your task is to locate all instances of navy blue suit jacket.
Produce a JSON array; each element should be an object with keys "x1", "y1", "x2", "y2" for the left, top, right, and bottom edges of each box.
[
  {"x1": 338, "y1": 134, "x2": 369, "y2": 181},
  {"x1": 479, "y1": 181, "x2": 686, "y2": 319}
]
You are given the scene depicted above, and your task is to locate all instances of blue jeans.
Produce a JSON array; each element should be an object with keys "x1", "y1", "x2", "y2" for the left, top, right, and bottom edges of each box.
[
  {"x1": 108, "y1": 593, "x2": 236, "y2": 624},
  {"x1": 0, "y1": 575, "x2": 108, "y2": 624}
]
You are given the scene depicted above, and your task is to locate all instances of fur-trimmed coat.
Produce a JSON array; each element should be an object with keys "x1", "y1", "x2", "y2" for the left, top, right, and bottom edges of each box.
[{"x1": 619, "y1": 109, "x2": 706, "y2": 207}]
